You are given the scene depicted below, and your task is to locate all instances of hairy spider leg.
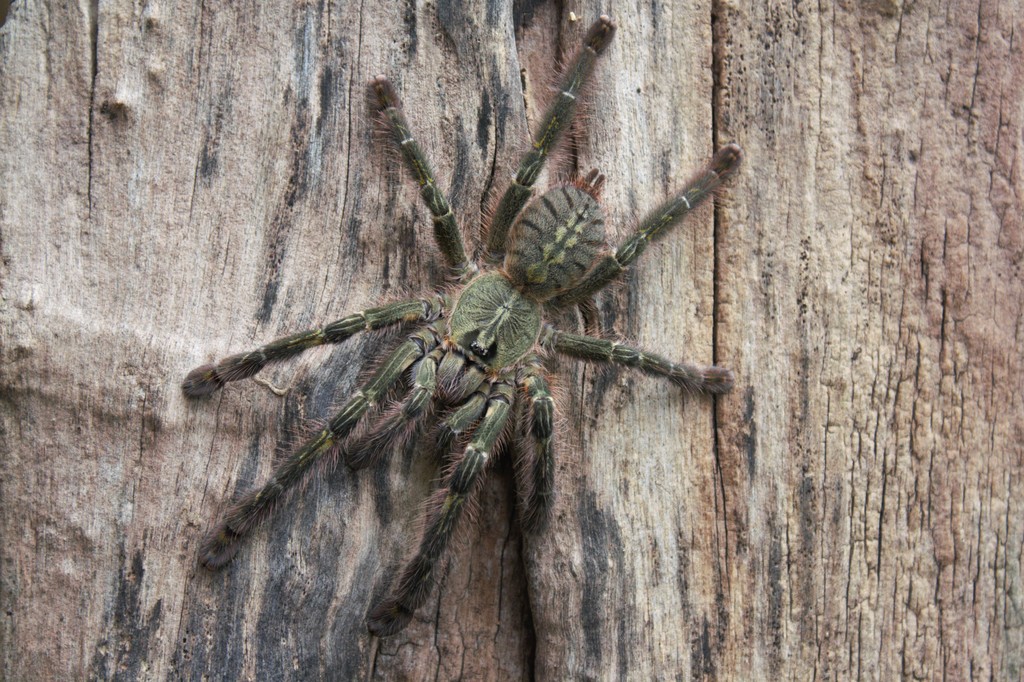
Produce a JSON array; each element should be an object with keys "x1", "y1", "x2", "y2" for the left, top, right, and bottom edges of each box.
[
  {"x1": 367, "y1": 380, "x2": 515, "y2": 636},
  {"x1": 484, "y1": 15, "x2": 617, "y2": 263},
  {"x1": 349, "y1": 344, "x2": 493, "y2": 470},
  {"x1": 182, "y1": 296, "x2": 444, "y2": 397},
  {"x1": 433, "y1": 381, "x2": 490, "y2": 456},
  {"x1": 436, "y1": 348, "x2": 489, "y2": 402},
  {"x1": 370, "y1": 77, "x2": 474, "y2": 279},
  {"x1": 547, "y1": 144, "x2": 742, "y2": 308},
  {"x1": 515, "y1": 359, "x2": 555, "y2": 533},
  {"x1": 542, "y1": 324, "x2": 734, "y2": 395},
  {"x1": 343, "y1": 344, "x2": 445, "y2": 470},
  {"x1": 198, "y1": 328, "x2": 441, "y2": 569}
]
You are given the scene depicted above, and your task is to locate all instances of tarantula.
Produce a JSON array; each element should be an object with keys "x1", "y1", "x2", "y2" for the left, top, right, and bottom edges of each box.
[{"x1": 184, "y1": 15, "x2": 741, "y2": 636}]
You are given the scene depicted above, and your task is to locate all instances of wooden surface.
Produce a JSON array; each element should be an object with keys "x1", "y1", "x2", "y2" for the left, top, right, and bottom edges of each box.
[{"x1": 1, "y1": 0, "x2": 1021, "y2": 679}]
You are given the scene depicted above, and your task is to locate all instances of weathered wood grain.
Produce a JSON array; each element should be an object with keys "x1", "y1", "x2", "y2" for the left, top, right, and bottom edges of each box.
[{"x1": 1, "y1": 0, "x2": 1020, "y2": 679}]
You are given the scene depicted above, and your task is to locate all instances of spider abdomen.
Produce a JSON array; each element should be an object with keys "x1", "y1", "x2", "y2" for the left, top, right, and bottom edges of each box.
[{"x1": 504, "y1": 185, "x2": 605, "y2": 300}]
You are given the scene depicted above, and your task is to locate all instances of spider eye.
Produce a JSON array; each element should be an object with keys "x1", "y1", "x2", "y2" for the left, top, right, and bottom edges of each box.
[{"x1": 471, "y1": 341, "x2": 495, "y2": 358}]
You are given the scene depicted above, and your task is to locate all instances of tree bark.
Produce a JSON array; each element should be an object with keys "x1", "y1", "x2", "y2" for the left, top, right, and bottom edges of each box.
[{"x1": 1, "y1": 0, "x2": 1020, "y2": 679}]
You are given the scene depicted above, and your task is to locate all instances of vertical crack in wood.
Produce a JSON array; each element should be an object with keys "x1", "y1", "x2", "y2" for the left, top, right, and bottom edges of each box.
[
  {"x1": 86, "y1": 0, "x2": 99, "y2": 217},
  {"x1": 709, "y1": 0, "x2": 731, "y2": 579}
]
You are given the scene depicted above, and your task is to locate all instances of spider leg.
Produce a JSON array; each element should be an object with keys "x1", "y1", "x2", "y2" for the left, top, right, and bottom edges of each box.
[
  {"x1": 483, "y1": 16, "x2": 616, "y2": 263},
  {"x1": 370, "y1": 77, "x2": 474, "y2": 279},
  {"x1": 182, "y1": 296, "x2": 444, "y2": 397},
  {"x1": 547, "y1": 144, "x2": 742, "y2": 308},
  {"x1": 516, "y1": 359, "x2": 555, "y2": 533},
  {"x1": 434, "y1": 386, "x2": 489, "y2": 456},
  {"x1": 367, "y1": 379, "x2": 515, "y2": 636},
  {"x1": 198, "y1": 328, "x2": 440, "y2": 569},
  {"x1": 343, "y1": 345, "x2": 444, "y2": 470},
  {"x1": 541, "y1": 324, "x2": 734, "y2": 395}
]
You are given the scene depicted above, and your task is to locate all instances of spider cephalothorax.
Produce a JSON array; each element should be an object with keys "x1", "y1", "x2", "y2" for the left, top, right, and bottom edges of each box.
[{"x1": 184, "y1": 15, "x2": 741, "y2": 636}]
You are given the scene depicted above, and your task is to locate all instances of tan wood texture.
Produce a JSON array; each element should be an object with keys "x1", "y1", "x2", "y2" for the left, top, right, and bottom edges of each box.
[{"x1": 1, "y1": 0, "x2": 1020, "y2": 679}]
